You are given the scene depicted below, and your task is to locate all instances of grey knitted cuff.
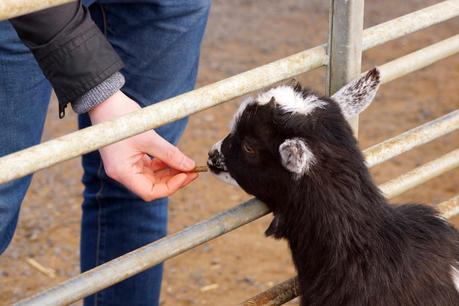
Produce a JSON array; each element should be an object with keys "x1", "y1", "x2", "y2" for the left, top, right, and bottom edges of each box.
[{"x1": 72, "y1": 71, "x2": 125, "y2": 114}]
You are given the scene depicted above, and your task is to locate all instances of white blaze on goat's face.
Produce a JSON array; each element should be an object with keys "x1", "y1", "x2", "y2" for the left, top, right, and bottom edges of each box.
[
  {"x1": 279, "y1": 138, "x2": 315, "y2": 176},
  {"x1": 257, "y1": 85, "x2": 326, "y2": 115},
  {"x1": 230, "y1": 97, "x2": 254, "y2": 133},
  {"x1": 207, "y1": 139, "x2": 239, "y2": 186},
  {"x1": 331, "y1": 68, "x2": 381, "y2": 119},
  {"x1": 229, "y1": 84, "x2": 327, "y2": 134}
]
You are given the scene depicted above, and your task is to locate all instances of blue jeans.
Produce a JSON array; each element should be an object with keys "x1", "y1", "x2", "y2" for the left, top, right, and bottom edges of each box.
[{"x1": 0, "y1": 1, "x2": 210, "y2": 305}]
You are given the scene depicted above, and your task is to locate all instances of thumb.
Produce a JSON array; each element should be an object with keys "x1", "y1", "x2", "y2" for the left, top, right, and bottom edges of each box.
[{"x1": 144, "y1": 132, "x2": 195, "y2": 171}]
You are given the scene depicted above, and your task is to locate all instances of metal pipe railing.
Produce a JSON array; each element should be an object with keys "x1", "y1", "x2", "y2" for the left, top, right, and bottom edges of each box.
[
  {"x1": 239, "y1": 277, "x2": 299, "y2": 306},
  {"x1": 16, "y1": 200, "x2": 269, "y2": 306},
  {"x1": 380, "y1": 148, "x2": 459, "y2": 198},
  {"x1": 0, "y1": 0, "x2": 75, "y2": 20},
  {"x1": 361, "y1": 1, "x2": 459, "y2": 50},
  {"x1": 1, "y1": 1, "x2": 458, "y2": 184},
  {"x1": 437, "y1": 195, "x2": 459, "y2": 219},
  {"x1": 379, "y1": 34, "x2": 459, "y2": 84},
  {"x1": 3, "y1": 0, "x2": 459, "y2": 304},
  {"x1": 16, "y1": 140, "x2": 459, "y2": 305},
  {"x1": 240, "y1": 194, "x2": 459, "y2": 306},
  {"x1": 365, "y1": 110, "x2": 459, "y2": 168},
  {"x1": 326, "y1": 0, "x2": 364, "y2": 134}
]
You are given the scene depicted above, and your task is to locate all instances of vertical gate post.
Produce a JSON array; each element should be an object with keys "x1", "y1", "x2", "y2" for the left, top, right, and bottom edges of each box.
[{"x1": 326, "y1": 0, "x2": 365, "y2": 135}]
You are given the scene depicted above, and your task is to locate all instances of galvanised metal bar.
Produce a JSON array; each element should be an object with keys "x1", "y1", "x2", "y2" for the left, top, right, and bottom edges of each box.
[
  {"x1": 378, "y1": 34, "x2": 459, "y2": 84},
  {"x1": 1, "y1": 0, "x2": 456, "y2": 30},
  {"x1": 0, "y1": 45, "x2": 326, "y2": 185},
  {"x1": 362, "y1": 0, "x2": 459, "y2": 50},
  {"x1": 17, "y1": 145, "x2": 459, "y2": 305},
  {"x1": 239, "y1": 277, "x2": 299, "y2": 306},
  {"x1": 16, "y1": 199, "x2": 270, "y2": 306},
  {"x1": 380, "y1": 148, "x2": 459, "y2": 199},
  {"x1": 365, "y1": 110, "x2": 459, "y2": 168},
  {"x1": 238, "y1": 196, "x2": 459, "y2": 306},
  {"x1": 437, "y1": 195, "x2": 459, "y2": 219},
  {"x1": 326, "y1": 0, "x2": 364, "y2": 134},
  {"x1": 1, "y1": 1, "x2": 459, "y2": 184},
  {"x1": 0, "y1": 0, "x2": 75, "y2": 20}
]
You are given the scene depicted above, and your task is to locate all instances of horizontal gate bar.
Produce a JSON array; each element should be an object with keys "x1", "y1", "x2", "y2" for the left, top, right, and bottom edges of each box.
[
  {"x1": 0, "y1": 0, "x2": 75, "y2": 20},
  {"x1": 437, "y1": 194, "x2": 459, "y2": 219},
  {"x1": 17, "y1": 145, "x2": 459, "y2": 305},
  {"x1": 380, "y1": 148, "x2": 459, "y2": 198},
  {"x1": 361, "y1": 1, "x2": 459, "y2": 50},
  {"x1": 379, "y1": 34, "x2": 459, "y2": 83},
  {"x1": 365, "y1": 110, "x2": 459, "y2": 168},
  {"x1": 16, "y1": 199, "x2": 270, "y2": 305},
  {"x1": 238, "y1": 195, "x2": 459, "y2": 306},
  {"x1": 239, "y1": 277, "x2": 299, "y2": 306},
  {"x1": 1, "y1": 1, "x2": 459, "y2": 184}
]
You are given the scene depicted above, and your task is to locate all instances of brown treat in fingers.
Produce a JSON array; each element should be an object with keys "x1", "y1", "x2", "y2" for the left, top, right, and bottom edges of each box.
[{"x1": 190, "y1": 166, "x2": 208, "y2": 173}]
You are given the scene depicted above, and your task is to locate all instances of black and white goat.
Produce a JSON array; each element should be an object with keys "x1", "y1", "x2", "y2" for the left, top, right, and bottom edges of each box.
[{"x1": 207, "y1": 69, "x2": 459, "y2": 306}]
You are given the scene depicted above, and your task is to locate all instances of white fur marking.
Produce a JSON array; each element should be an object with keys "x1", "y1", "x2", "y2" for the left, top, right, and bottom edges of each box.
[
  {"x1": 452, "y1": 265, "x2": 459, "y2": 292},
  {"x1": 208, "y1": 139, "x2": 228, "y2": 171},
  {"x1": 230, "y1": 97, "x2": 254, "y2": 133},
  {"x1": 213, "y1": 171, "x2": 239, "y2": 187},
  {"x1": 211, "y1": 139, "x2": 222, "y2": 155},
  {"x1": 209, "y1": 139, "x2": 239, "y2": 186},
  {"x1": 256, "y1": 86, "x2": 325, "y2": 116}
]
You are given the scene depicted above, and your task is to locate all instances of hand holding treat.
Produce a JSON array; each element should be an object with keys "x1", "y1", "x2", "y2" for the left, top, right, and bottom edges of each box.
[{"x1": 89, "y1": 91, "x2": 199, "y2": 201}]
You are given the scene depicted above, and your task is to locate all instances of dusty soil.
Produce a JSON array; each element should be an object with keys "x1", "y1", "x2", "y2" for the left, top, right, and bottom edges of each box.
[{"x1": 1, "y1": 0, "x2": 458, "y2": 305}]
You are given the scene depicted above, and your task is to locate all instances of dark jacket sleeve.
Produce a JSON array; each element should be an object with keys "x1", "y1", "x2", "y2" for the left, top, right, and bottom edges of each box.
[{"x1": 10, "y1": 1, "x2": 124, "y2": 118}]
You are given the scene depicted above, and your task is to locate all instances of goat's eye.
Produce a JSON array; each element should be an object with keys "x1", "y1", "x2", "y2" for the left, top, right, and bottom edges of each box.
[{"x1": 242, "y1": 142, "x2": 256, "y2": 155}]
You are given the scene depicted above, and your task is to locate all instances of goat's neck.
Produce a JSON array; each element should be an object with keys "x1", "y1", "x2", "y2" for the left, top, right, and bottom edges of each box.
[{"x1": 281, "y1": 148, "x2": 390, "y2": 259}]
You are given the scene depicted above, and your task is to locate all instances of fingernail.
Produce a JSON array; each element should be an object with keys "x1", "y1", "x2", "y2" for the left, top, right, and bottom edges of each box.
[{"x1": 183, "y1": 158, "x2": 195, "y2": 169}]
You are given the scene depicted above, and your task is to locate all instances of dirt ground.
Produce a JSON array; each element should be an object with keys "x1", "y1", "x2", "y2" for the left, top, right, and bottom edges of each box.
[{"x1": 1, "y1": 0, "x2": 459, "y2": 305}]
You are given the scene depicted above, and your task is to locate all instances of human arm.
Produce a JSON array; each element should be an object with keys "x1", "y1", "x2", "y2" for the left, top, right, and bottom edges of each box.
[
  {"x1": 10, "y1": 2, "x2": 198, "y2": 200},
  {"x1": 10, "y1": 0, "x2": 124, "y2": 117}
]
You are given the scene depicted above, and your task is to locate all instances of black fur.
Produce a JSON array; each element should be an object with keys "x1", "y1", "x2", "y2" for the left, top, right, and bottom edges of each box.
[{"x1": 208, "y1": 80, "x2": 459, "y2": 305}]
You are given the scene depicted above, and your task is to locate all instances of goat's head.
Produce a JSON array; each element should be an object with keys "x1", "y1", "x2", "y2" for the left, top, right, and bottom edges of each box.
[{"x1": 207, "y1": 68, "x2": 380, "y2": 201}]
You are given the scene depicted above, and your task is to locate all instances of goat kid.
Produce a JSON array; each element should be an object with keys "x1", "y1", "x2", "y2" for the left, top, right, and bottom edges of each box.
[{"x1": 207, "y1": 69, "x2": 459, "y2": 306}]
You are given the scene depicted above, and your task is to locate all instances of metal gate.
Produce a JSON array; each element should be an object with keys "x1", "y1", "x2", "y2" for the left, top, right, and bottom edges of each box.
[{"x1": 0, "y1": 0, "x2": 458, "y2": 305}]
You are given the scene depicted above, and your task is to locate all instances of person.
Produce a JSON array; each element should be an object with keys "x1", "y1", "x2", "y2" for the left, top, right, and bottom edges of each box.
[{"x1": 0, "y1": 0, "x2": 211, "y2": 305}]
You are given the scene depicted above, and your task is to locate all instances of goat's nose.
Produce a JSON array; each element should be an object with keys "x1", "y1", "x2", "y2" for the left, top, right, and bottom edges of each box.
[{"x1": 208, "y1": 149, "x2": 218, "y2": 160}]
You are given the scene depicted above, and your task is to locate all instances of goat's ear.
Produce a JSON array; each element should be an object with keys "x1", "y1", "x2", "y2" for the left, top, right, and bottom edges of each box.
[
  {"x1": 331, "y1": 68, "x2": 380, "y2": 119},
  {"x1": 279, "y1": 138, "x2": 315, "y2": 175}
]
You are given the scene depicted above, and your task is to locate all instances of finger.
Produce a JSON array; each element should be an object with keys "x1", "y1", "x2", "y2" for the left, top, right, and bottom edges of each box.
[
  {"x1": 150, "y1": 173, "x2": 188, "y2": 198},
  {"x1": 152, "y1": 166, "x2": 180, "y2": 179},
  {"x1": 142, "y1": 154, "x2": 152, "y2": 165},
  {"x1": 150, "y1": 159, "x2": 195, "y2": 179},
  {"x1": 145, "y1": 133, "x2": 195, "y2": 171},
  {"x1": 118, "y1": 172, "x2": 158, "y2": 202},
  {"x1": 150, "y1": 158, "x2": 167, "y2": 170},
  {"x1": 181, "y1": 173, "x2": 198, "y2": 187}
]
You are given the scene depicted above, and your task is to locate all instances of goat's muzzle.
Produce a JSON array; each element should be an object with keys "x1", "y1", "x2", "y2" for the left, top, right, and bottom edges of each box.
[{"x1": 207, "y1": 148, "x2": 226, "y2": 174}]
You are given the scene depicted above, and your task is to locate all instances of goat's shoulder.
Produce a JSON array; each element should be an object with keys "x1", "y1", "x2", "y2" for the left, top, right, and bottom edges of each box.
[
  {"x1": 390, "y1": 203, "x2": 459, "y2": 248},
  {"x1": 393, "y1": 203, "x2": 456, "y2": 234}
]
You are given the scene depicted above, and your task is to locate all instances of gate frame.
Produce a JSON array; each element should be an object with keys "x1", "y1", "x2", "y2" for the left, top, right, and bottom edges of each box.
[{"x1": 0, "y1": 1, "x2": 458, "y2": 305}]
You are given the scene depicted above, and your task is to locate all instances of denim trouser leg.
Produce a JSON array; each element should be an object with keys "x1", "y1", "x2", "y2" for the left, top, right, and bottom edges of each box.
[
  {"x1": 0, "y1": 21, "x2": 52, "y2": 253},
  {"x1": 80, "y1": 1, "x2": 210, "y2": 305}
]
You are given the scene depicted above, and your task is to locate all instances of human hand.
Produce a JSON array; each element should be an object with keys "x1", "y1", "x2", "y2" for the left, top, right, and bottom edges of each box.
[{"x1": 89, "y1": 90, "x2": 198, "y2": 201}]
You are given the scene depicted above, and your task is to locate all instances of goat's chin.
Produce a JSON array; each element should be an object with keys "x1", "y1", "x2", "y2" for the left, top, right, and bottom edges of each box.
[{"x1": 211, "y1": 171, "x2": 240, "y2": 187}]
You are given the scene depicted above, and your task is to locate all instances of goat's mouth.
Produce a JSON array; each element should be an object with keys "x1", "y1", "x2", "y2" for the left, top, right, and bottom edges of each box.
[
  {"x1": 207, "y1": 160, "x2": 240, "y2": 187},
  {"x1": 207, "y1": 148, "x2": 228, "y2": 174},
  {"x1": 207, "y1": 161, "x2": 226, "y2": 174}
]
